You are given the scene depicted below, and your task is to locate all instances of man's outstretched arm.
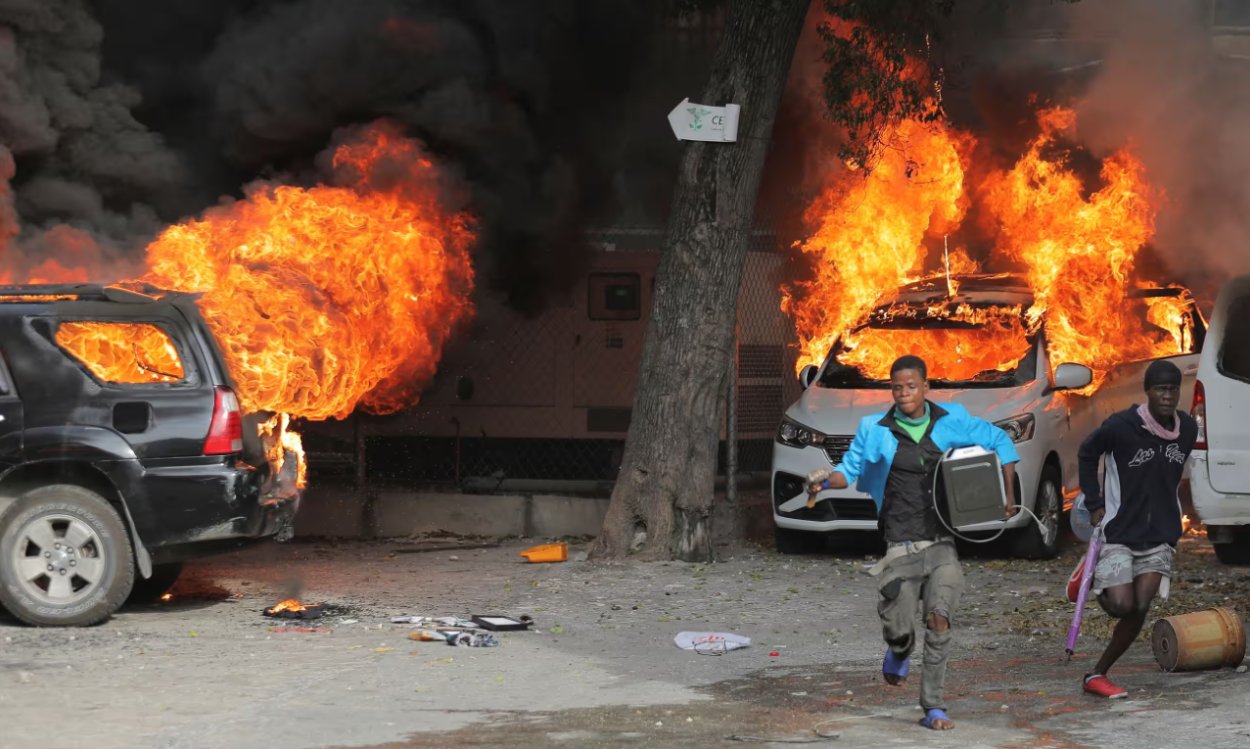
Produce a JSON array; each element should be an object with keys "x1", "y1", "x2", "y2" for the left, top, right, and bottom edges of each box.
[
  {"x1": 805, "y1": 468, "x2": 849, "y2": 506},
  {"x1": 803, "y1": 418, "x2": 870, "y2": 507}
]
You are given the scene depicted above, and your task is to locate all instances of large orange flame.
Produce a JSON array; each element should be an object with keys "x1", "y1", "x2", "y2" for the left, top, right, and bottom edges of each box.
[
  {"x1": 783, "y1": 118, "x2": 973, "y2": 373},
  {"x1": 837, "y1": 302, "x2": 1030, "y2": 382},
  {"x1": 3, "y1": 120, "x2": 475, "y2": 490},
  {"x1": 981, "y1": 107, "x2": 1166, "y2": 382},
  {"x1": 789, "y1": 106, "x2": 1195, "y2": 389},
  {"x1": 144, "y1": 121, "x2": 475, "y2": 421},
  {"x1": 55, "y1": 322, "x2": 185, "y2": 384}
]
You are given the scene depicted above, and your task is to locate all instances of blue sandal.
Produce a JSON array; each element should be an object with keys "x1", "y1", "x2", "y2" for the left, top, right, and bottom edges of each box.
[
  {"x1": 883, "y1": 648, "x2": 910, "y2": 681},
  {"x1": 919, "y1": 707, "x2": 953, "y2": 730}
]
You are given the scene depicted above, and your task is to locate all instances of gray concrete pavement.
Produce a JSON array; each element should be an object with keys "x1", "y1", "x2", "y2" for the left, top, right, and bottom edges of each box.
[{"x1": 1, "y1": 533, "x2": 1247, "y2": 749}]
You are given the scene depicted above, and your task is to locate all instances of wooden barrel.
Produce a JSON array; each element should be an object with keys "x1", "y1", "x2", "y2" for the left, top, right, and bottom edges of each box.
[{"x1": 1151, "y1": 607, "x2": 1246, "y2": 672}]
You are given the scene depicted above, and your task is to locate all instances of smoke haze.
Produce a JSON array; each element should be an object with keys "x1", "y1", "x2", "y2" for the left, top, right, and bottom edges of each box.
[{"x1": 0, "y1": 0, "x2": 667, "y2": 312}]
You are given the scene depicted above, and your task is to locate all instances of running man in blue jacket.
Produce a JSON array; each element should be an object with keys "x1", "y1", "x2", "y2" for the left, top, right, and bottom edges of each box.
[
  {"x1": 1077, "y1": 360, "x2": 1197, "y2": 699},
  {"x1": 807, "y1": 355, "x2": 1019, "y2": 731}
]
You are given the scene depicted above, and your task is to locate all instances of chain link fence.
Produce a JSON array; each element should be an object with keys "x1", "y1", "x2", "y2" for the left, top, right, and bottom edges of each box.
[{"x1": 297, "y1": 228, "x2": 801, "y2": 502}]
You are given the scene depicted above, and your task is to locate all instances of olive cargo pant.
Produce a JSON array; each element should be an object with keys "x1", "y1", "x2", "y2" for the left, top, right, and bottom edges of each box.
[{"x1": 876, "y1": 539, "x2": 964, "y2": 710}]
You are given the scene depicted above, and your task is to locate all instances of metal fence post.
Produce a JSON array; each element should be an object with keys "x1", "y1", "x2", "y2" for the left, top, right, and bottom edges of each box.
[{"x1": 726, "y1": 320, "x2": 739, "y2": 510}]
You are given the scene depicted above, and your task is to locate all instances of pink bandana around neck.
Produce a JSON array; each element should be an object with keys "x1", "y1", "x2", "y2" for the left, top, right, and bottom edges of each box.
[{"x1": 1137, "y1": 402, "x2": 1180, "y2": 441}]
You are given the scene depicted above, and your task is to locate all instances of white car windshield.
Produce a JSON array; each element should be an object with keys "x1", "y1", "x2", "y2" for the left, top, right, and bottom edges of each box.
[
  {"x1": 814, "y1": 286, "x2": 1203, "y2": 390},
  {"x1": 816, "y1": 301, "x2": 1038, "y2": 389}
]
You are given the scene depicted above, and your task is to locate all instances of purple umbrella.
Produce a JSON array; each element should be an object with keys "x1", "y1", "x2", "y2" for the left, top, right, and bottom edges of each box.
[{"x1": 1065, "y1": 528, "x2": 1102, "y2": 662}]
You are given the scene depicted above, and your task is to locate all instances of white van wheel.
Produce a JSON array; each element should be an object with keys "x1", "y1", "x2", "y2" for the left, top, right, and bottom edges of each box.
[
  {"x1": 1015, "y1": 468, "x2": 1061, "y2": 560},
  {"x1": 1213, "y1": 534, "x2": 1250, "y2": 565}
]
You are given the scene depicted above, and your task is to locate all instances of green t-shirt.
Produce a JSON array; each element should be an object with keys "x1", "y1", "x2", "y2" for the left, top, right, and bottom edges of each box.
[{"x1": 895, "y1": 407, "x2": 931, "y2": 444}]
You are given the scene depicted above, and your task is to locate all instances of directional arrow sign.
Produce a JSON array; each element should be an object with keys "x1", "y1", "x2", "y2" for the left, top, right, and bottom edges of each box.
[{"x1": 667, "y1": 98, "x2": 740, "y2": 142}]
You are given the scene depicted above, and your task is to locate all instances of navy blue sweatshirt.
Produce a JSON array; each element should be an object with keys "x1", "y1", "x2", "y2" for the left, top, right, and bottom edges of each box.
[{"x1": 1078, "y1": 405, "x2": 1197, "y2": 549}]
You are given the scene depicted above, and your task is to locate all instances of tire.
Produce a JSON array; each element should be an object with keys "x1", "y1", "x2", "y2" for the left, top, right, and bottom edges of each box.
[
  {"x1": 774, "y1": 526, "x2": 825, "y2": 554},
  {"x1": 1213, "y1": 541, "x2": 1250, "y2": 565},
  {"x1": 0, "y1": 485, "x2": 134, "y2": 626},
  {"x1": 1015, "y1": 467, "x2": 1062, "y2": 560},
  {"x1": 126, "y1": 562, "x2": 184, "y2": 605}
]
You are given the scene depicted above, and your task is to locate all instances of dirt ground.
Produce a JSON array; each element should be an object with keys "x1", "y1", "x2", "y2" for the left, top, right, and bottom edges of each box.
[{"x1": 3, "y1": 525, "x2": 1250, "y2": 749}]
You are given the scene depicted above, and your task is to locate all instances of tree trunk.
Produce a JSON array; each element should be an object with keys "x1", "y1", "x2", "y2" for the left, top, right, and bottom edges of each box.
[{"x1": 590, "y1": 0, "x2": 810, "y2": 562}]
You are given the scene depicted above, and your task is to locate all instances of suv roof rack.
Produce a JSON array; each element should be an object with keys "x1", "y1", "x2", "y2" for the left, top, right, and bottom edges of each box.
[{"x1": 0, "y1": 283, "x2": 175, "y2": 304}]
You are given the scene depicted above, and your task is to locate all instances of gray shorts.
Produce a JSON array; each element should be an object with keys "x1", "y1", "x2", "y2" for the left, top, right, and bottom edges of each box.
[{"x1": 1093, "y1": 542, "x2": 1175, "y2": 597}]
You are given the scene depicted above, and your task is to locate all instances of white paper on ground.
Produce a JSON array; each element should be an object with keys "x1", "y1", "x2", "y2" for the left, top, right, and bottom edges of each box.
[{"x1": 673, "y1": 631, "x2": 751, "y2": 654}]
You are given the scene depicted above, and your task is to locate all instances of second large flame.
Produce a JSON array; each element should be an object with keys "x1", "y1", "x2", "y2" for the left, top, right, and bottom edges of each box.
[{"x1": 786, "y1": 106, "x2": 1196, "y2": 388}]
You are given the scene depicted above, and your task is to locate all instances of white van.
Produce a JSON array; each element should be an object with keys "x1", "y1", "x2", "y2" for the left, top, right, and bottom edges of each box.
[
  {"x1": 1188, "y1": 274, "x2": 1250, "y2": 563},
  {"x1": 771, "y1": 274, "x2": 1204, "y2": 558}
]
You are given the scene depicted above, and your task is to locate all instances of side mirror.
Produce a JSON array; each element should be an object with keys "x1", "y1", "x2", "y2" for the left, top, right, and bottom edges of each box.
[
  {"x1": 1052, "y1": 362, "x2": 1093, "y2": 391},
  {"x1": 799, "y1": 364, "x2": 818, "y2": 390}
]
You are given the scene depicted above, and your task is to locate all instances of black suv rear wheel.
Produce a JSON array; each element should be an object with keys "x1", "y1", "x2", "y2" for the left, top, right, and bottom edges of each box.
[{"x1": 0, "y1": 485, "x2": 134, "y2": 626}]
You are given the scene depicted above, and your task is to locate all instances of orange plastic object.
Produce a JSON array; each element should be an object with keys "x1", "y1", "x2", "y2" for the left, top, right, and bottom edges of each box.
[{"x1": 519, "y1": 542, "x2": 568, "y2": 563}]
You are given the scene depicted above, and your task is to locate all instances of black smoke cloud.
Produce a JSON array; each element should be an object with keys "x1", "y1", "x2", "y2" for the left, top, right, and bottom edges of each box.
[
  {"x1": 769, "y1": 1, "x2": 1250, "y2": 306},
  {"x1": 946, "y1": 0, "x2": 1250, "y2": 305},
  {"x1": 1064, "y1": 0, "x2": 1250, "y2": 305},
  {"x1": 0, "y1": 0, "x2": 189, "y2": 274},
  {"x1": 2, "y1": 0, "x2": 666, "y2": 312}
]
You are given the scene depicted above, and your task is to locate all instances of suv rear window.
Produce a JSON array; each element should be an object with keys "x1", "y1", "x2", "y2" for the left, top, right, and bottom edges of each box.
[{"x1": 55, "y1": 322, "x2": 186, "y2": 384}]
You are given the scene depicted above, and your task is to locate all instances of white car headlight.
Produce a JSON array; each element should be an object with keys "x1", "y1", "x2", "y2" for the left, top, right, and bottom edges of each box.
[
  {"x1": 994, "y1": 413, "x2": 1036, "y2": 443},
  {"x1": 777, "y1": 417, "x2": 822, "y2": 448}
]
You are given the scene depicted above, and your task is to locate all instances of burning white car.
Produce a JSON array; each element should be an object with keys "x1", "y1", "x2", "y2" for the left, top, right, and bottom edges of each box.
[{"x1": 771, "y1": 273, "x2": 1204, "y2": 559}]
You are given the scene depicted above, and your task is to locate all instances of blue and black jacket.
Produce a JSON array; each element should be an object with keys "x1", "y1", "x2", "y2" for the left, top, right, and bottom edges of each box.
[{"x1": 834, "y1": 401, "x2": 1020, "y2": 511}]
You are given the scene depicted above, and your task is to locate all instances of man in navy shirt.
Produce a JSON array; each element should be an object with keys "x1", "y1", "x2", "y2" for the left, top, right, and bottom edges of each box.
[{"x1": 1077, "y1": 360, "x2": 1198, "y2": 699}]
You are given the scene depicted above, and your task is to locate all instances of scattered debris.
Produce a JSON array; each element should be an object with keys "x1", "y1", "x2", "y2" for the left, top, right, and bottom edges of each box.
[
  {"x1": 390, "y1": 615, "x2": 479, "y2": 628},
  {"x1": 673, "y1": 631, "x2": 751, "y2": 654},
  {"x1": 726, "y1": 727, "x2": 840, "y2": 743},
  {"x1": 519, "y1": 542, "x2": 568, "y2": 563},
  {"x1": 447, "y1": 631, "x2": 500, "y2": 647},
  {"x1": 408, "y1": 629, "x2": 448, "y2": 642},
  {"x1": 471, "y1": 614, "x2": 532, "y2": 631}
]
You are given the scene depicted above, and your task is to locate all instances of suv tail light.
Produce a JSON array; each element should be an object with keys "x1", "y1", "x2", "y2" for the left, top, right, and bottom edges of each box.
[
  {"x1": 204, "y1": 386, "x2": 243, "y2": 455},
  {"x1": 1192, "y1": 379, "x2": 1206, "y2": 450}
]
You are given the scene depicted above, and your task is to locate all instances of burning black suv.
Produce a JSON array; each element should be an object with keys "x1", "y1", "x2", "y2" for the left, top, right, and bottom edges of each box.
[{"x1": 0, "y1": 284, "x2": 299, "y2": 626}]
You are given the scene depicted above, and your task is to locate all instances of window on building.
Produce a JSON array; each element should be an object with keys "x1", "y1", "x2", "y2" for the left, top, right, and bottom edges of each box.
[{"x1": 588, "y1": 273, "x2": 642, "y2": 321}]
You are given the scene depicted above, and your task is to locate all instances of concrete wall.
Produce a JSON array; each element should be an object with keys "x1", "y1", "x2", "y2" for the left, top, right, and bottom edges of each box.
[
  {"x1": 292, "y1": 483, "x2": 610, "y2": 539},
  {"x1": 291, "y1": 481, "x2": 774, "y2": 545}
]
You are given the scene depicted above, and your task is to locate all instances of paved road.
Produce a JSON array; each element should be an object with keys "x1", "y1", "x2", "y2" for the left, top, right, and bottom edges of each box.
[{"x1": 2, "y1": 533, "x2": 1247, "y2": 749}]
